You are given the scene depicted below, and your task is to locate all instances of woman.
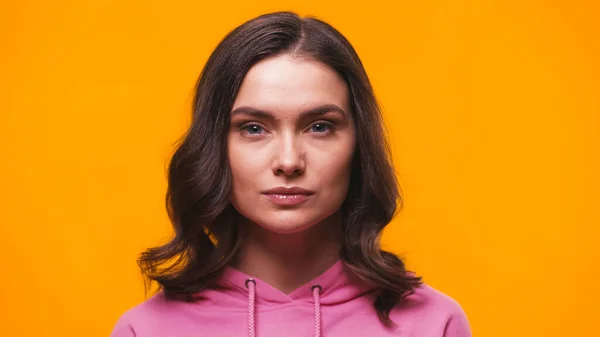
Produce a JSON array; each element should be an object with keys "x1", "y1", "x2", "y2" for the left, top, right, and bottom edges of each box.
[{"x1": 110, "y1": 11, "x2": 471, "y2": 337}]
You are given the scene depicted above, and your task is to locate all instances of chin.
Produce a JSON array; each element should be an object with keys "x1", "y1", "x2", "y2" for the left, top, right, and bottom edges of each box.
[
  {"x1": 232, "y1": 202, "x2": 338, "y2": 235},
  {"x1": 255, "y1": 218, "x2": 317, "y2": 235}
]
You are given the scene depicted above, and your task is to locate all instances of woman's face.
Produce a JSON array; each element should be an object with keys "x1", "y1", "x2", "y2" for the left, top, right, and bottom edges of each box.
[{"x1": 228, "y1": 54, "x2": 356, "y2": 234}]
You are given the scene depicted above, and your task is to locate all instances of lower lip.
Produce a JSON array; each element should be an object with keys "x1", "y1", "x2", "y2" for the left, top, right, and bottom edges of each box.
[{"x1": 263, "y1": 193, "x2": 311, "y2": 206}]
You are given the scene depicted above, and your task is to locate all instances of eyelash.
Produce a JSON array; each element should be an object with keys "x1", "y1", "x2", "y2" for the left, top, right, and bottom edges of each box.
[{"x1": 238, "y1": 121, "x2": 336, "y2": 136}]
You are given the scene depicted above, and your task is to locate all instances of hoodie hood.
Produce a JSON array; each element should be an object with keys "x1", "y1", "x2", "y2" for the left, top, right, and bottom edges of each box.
[
  {"x1": 109, "y1": 259, "x2": 473, "y2": 337},
  {"x1": 191, "y1": 260, "x2": 376, "y2": 337}
]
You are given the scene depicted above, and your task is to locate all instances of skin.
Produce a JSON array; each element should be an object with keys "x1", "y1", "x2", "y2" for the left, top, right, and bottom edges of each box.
[{"x1": 227, "y1": 53, "x2": 356, "y2": 293}]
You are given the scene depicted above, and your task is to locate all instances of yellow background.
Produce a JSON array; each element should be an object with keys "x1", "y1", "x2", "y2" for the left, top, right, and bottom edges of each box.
[{"x1": 1, "y1": 1, "x2": 598, "y2": 336}]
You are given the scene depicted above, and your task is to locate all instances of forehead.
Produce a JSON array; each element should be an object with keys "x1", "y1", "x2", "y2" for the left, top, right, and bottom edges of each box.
[{"x1": 231, "y1": 54, "x2": 350, "y2": 116}]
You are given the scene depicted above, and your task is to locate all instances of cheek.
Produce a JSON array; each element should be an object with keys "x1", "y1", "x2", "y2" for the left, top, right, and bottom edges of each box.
[
  {"x1": 228, "y1": 143, "x2": 264, "y2": 197},
  {"x1": 315, "y1": 148, "x2": 354, "y2": 196}
]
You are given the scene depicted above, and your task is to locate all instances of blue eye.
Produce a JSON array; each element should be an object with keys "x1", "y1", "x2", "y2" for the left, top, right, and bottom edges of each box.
[
  {"x1": 310, "y1": 122, "x2": 334, "y2": 133},
  {"x1": 238, "y1": 121, "x2": 335, "y2": 137},
  {"x1": 241, "y1": 124, "x2": 264, "y2": 135}
]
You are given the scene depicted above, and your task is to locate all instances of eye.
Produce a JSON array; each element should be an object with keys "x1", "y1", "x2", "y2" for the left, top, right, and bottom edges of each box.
[
  {"x1": 308, "y1": 121, "x2": 335, "y2": 134},
  {"x1": 239, "y1": 123, "x2": 266, "y2": 136}
]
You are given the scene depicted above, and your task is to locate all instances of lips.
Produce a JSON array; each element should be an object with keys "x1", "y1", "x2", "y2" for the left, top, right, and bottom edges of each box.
[
  {"x1": 261, "y1": 186, "x2": 315, "y2": 195},
  {"x1": 261, "y1": 186, "x2": 314, "y2": 206}
]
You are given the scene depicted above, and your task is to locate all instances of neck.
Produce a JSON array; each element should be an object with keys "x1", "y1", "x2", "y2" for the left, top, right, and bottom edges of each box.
[{"x1": 232, "y1": 211, "x2": 342, "y2": 294}]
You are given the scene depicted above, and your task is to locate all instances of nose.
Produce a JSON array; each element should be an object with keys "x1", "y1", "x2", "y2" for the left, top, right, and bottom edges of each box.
[{"x1": 271, "y1": 131, "x2": 306, "y2": 177}]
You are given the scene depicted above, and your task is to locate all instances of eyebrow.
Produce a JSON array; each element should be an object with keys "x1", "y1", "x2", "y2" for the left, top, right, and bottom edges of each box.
[{"x1": 230, "y1": 104, "x2": 347, "y2": 120}]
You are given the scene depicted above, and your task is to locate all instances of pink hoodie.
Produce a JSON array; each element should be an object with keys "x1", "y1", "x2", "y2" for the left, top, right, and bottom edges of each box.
[{"x1": 110, "y1": 260, "x2": 471, "y2": 337}]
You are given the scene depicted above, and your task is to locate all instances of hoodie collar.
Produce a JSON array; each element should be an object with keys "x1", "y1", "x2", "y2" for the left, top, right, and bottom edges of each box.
[{"x1": 214, "y1": 260, "x2": 375, "y2": 306}]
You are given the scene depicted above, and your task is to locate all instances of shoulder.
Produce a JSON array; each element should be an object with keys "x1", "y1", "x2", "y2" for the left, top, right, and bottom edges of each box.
[
  {"x1": 398, "y1": 282, "x2": 465, "y2": 315},
  {"x1": 109, "y1": 291, "x2": 187, "y2": 337},
  {"x1": 391, "y1": 282, "x2": 472, "y2": 337}
]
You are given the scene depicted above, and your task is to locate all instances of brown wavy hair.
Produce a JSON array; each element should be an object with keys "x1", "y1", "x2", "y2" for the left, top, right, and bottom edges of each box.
[{"x1": 138, "y1": 11, "x2": 421, "y2": 327}]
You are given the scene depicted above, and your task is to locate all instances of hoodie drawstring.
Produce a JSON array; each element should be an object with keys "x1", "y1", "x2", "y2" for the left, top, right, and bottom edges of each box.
[
  {"x1": 246, "y1": 278, "x2": 256, "y2": 337},
  {"x1": 246, "y1": 278, "x2": 323, "y2": 337},
  {"x1": 311, "y1": 285, "x2": 322, "y2": 337}
]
